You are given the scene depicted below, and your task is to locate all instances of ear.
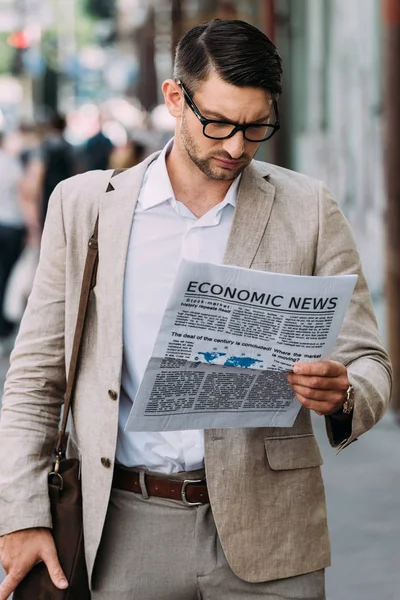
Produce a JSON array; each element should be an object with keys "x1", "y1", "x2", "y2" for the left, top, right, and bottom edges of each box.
[{"x1": 162, "y1": 79, "x2": 183, "y2": 119}]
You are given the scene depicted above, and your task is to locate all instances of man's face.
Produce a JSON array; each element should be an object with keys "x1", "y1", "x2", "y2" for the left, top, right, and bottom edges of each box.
[{"x1": 179, "y1": 74, "x2": 272, "y2": 181}]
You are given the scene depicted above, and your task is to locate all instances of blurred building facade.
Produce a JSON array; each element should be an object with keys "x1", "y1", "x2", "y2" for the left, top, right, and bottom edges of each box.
[{"x1": 282, "y1": 0, "x2": 384, "y2": 304}]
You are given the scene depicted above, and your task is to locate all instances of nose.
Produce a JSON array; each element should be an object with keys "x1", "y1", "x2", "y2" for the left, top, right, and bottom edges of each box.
[{"x1": 221, "y1": 131, "x2": 245, "y2": 159}]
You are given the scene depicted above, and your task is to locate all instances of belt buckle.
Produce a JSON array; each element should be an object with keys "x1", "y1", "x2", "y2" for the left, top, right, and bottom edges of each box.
[{"x1": 181, "y1": 479, "x2": 204, "y2": 506}]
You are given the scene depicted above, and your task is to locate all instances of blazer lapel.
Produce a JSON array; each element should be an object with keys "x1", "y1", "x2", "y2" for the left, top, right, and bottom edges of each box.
[
  {"x1": 96, "y1": 152, "x2": 160, "y2": 381},
  {"x1": 223, "y1": 161, "x2": 275, "y2": 268}
]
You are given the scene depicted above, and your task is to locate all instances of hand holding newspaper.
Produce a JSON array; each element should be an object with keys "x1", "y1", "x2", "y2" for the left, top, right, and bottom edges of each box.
[{"x1": 125, "y1": 260, "x2": 357, "y2": 431}]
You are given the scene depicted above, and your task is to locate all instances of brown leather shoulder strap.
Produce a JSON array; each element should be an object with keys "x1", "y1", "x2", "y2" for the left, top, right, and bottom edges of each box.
[
  {"x1": 55, "y1": 171, "x2": 119, "y2": 455},
  {"x1": 55, "y1": 223, "x2": 98, "y2": 455}
]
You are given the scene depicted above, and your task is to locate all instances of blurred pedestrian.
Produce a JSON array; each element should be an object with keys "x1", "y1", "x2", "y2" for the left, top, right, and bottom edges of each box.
[
  {"x1": 22, "y1": 113, "x2": 74, "y2": 229},
  {"x1": 16, "y1": 121, "x2": 42, "y2": 246},
  {"x1": 83, "y1": 116, "x2": 114, "y2": 171},
  {"x1": 0, "y1": 19, "x2": 392, "y2": 600},
  {"x1": 16, "y1": 121, "x2": 40, "y2": 169},
  {"x1": 108, "y1": 136, "x2": 146, "y2": 170},
  {"x1": 0, "y1": 132, "x2": 26, "y2": 349},
  {"x1": 40, "y1": 114, "x2": 74, "y2": 226}
]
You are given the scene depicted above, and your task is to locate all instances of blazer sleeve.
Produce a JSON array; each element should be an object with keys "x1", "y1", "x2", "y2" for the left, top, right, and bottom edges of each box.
[
  {"x1": 0, "y1": 182, "x2": 67, "y2": 536},
  {"x1": 314, "y1": 183, "x2": 392, "y2": 450}
]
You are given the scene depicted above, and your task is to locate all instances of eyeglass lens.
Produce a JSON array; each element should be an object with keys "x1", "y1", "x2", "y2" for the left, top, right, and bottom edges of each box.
[{"x1": 204, "y1": 122, "x2": 273, "y2": 141}]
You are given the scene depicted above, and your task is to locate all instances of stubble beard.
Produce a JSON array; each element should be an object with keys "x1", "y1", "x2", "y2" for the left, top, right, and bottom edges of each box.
[{"x1": 180, "y1": 114, "x2": 250, "y2": 181}]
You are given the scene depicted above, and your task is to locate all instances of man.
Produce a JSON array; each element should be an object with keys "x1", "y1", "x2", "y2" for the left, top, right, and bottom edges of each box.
[{"x1": 0, "y1": 19, "x2": 392, "y2": 600}]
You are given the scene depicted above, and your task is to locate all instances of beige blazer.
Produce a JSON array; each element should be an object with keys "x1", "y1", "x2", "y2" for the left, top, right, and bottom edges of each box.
[{"x1": 0, "y1": 153, "x2": 392, "y2": 583}]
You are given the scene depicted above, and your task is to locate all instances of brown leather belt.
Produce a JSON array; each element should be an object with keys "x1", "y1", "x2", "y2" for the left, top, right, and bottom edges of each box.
[{"x1": 112, "y1": 466, "x2": 209, "y2": 506}]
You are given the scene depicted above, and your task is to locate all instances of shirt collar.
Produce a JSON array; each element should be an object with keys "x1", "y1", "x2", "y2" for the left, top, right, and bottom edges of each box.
[
  {"x1": 139, "y1": 138, "x2": 241, "y2": 212},
  {"x1": 139, "y1": 139, "x2": 175, "y2": 210}
]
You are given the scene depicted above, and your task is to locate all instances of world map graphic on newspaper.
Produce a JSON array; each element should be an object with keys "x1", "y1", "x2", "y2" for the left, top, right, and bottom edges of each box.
[{"x1": 197, "y1": 351, "x2": 263, "y2": 369}]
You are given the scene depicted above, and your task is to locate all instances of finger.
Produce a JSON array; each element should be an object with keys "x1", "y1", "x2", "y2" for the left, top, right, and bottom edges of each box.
[
  {"x1": 288, "y1": 372, "x2": 348, "y2": 392},
  {"x1": 294, "y1": 391, "x2": 338, "y2": 415},
  {"x1": 42, "y1": 548, "x2": 68, "y2": 590},
  {"x1": 0, "y1": 571, "x2": 26, "y2": 600},
  {"x1": 293, "y1": 360, "x2": 346, "y2": 378},
  {"x1": 290, "y1": 384, "x2": 345, "y2": 404}
]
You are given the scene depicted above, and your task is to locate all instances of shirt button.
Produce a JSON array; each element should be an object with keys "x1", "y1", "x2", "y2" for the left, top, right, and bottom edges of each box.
[
  {"x1": 101, "y1": 457, "x2": 111, "y2": 469},
  {"x1": 108, "y1": 389, "x2": 118, "y2": 401}
]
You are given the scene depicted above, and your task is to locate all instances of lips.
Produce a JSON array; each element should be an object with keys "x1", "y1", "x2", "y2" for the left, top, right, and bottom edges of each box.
[{"x1": 214, "y1": 157, "x2": 242, "y2": 169}]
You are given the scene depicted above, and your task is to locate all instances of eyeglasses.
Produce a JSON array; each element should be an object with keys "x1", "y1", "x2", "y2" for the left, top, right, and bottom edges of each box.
[{"x1": 177, "y1": 80, "x2": 280, "y2": 142}]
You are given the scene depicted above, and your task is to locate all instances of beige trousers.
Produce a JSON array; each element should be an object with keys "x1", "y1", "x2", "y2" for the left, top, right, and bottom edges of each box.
[{"x1": 91, "y1": 469, "x2": 325, "y2": 600}]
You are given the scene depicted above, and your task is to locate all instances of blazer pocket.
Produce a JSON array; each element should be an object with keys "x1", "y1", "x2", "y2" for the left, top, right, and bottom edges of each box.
[{"x1": 264, "y1": 434, "x2": 323, "y2": 470}]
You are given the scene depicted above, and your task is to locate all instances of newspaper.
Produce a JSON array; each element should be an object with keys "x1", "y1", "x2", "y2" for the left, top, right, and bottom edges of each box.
[{"x1": 125, "y1": 260, "x2": 357, "y2": 431}]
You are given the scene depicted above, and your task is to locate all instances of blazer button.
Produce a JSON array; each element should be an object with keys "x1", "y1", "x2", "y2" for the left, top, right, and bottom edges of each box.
[
  {"x1": 101, "y1": 457, "x2": 111, "y2": 469},
  {"x1": 108, "y1": 389, "x2": 118, "y2": 401}
]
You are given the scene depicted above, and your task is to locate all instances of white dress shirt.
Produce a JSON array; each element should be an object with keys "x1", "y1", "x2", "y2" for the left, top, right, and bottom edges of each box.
[{"x1": 117, "y1": 141, "x2": 240, "y2": 473}]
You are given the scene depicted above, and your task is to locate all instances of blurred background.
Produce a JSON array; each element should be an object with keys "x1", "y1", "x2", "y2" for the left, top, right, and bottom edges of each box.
[{"x1": 0, "y1": 1, "x2": 399, "y2": 598}]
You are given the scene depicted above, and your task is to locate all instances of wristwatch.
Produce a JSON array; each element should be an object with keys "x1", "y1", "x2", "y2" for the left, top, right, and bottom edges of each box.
[{"x1": 342, "y1": 384, "x2": 355, "y2": 414}]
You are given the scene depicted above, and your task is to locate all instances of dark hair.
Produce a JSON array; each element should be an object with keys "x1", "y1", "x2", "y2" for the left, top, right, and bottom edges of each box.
[{"x1": 173, "y1": 19, "x2": 283, "y2": 97}]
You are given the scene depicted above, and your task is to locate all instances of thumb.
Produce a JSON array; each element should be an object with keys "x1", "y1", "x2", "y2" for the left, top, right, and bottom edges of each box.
[{"x1": 42, "y1": 548, "x2": 68, "y2": 590}]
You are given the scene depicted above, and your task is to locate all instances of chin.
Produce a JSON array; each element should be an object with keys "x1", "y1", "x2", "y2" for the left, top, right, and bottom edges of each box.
[
  {"x1": 213, "y1": 165, "x2": 245, "y2": 180},
  {"x1": 212, "y1": 171, "x2": 238, "y2": 181}
]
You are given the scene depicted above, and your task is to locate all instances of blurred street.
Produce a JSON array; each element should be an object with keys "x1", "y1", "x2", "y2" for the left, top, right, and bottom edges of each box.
[
  {"x1": 315, "y1": 412, "x2": 400, "y2": 600},
  {"x1": 0, "y1": 345, "x2": 399, "y2": 600}
]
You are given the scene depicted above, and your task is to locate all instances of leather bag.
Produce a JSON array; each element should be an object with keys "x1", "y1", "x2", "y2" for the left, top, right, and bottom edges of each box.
[{"x1": 13, "y1": 215, "x2": 100, "y2": 600}]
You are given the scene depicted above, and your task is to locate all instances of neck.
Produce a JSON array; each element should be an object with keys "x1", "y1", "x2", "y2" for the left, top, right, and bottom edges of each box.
[{"x1": 166, "y1": 140, "x2": 235, "y2": 218}]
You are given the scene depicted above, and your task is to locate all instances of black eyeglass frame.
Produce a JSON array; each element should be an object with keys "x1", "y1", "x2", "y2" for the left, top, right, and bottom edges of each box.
[{"x1": 177, "y1": 80, "x2": 280, "y2": 142}]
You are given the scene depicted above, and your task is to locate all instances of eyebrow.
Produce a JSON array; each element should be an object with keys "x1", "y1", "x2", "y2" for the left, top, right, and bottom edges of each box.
[{"x1": 203, "y1": 110, "x2": 271, "y2": 124}]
